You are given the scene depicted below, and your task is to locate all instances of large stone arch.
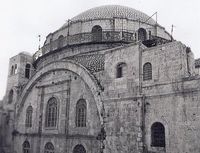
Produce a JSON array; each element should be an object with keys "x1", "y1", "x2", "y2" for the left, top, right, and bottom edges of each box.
[{"x1": 16, "y1": 60, "x2": 103, "y2": 124}]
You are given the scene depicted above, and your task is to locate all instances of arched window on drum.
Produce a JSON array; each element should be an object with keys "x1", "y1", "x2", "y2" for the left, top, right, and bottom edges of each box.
[
  {"x1": 92, "y1": 25, "x2": 102, "y2": 42},
  {"x1": 138, "y1": 28, "x2": 147, "y2": 41},
  {"x1": 57, "y1": 35, "x2": 64, "y2": 48}
]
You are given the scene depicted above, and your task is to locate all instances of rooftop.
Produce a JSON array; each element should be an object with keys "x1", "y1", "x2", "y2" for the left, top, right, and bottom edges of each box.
[{"x1": 62, "y1": 5, "x2": 156, "y2": 28}]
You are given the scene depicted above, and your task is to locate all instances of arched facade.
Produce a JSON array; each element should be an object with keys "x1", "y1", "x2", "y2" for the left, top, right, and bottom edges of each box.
[
  {"x1": 16, "y1": 60, "x2": 103, "y2": 124},
  {"x1": 13, "y1": 60, "x2": 102, "y2": 153}
]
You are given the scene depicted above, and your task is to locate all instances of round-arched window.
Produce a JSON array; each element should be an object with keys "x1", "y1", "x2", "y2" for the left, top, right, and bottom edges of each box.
[
  {"x1": 25, "y1": 106, "x2": 33, "y2": 128},
  {"x1": 25, "y1": 63, "x2": 31, "y2": 79},
  {"x1": 8, "y1": 89, "x2": 14, "y2": 104},
  {"x1": 44, "y1": 142, "x2": 54, "y2": 153},
  {"x1": 151, "y1": 122, "x2": 165, "y2": 147},
  {"x1": 76, "y1": 99, "x2": 87, "y2": 127},
  {"x1": 45, "y1": 97, "x2": 58, "y2": 127},
  {"x1": 57, "y1": 35, "x2": 64, "y2": 48},
  {"x1": 138, "y1": 28, "x2": 147, "y2": 41},
  {"x1": 143, "y1": 62, "x2": 152, "y2": 81},
  {"x1": 92, "y1": 25, "x2": 102, "y2": 42},
  {"x1": 73, "y1": 144, "x2": 86, "y2": 153}
]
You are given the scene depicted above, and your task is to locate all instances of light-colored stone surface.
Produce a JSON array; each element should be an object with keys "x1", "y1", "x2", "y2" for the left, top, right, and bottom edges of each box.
[{"x1": 1, "y1": 4, "x2": 200, "y2": 153}]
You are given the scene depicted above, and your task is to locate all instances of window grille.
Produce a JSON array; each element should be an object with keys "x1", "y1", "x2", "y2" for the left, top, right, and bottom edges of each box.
[
  {"x1": 45, "y1": 97, "x2": 57, "y2": 127},
  {"x1": 143, "y1": 62, "x2": 152, "y2": 81}
]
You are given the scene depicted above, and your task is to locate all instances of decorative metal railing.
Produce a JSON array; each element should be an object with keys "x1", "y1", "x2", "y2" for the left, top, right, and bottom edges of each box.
[
  {"x1": 33, "y1": 30, "x2": 135, "y2": 61},
  {"x1": 32, "y1": 30, "x2": 171, "y2": 61}
]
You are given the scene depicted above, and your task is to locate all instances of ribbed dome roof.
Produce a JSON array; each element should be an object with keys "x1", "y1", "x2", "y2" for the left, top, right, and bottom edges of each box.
[{"x1": 71, "y1": 5, "x2": 156, "y2": 24}]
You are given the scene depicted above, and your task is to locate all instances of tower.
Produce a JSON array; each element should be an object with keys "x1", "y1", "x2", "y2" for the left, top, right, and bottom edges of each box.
[
  {"x1": 2, "y1": 52, "x2": 33, "y2": 152},
  {"x1": 4, "y1": 52, "x2": 33, "y2": 109}
]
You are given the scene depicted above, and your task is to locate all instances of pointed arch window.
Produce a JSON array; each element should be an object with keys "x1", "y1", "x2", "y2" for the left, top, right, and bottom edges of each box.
[
  {"x1": 92, "y1": 25, "x2": 102, "y2": 42},
  {"x1": 25, "y1": 106, "x2": 33, "y2": 127},
  {"x1": 8, "y1": 89, "x2": 14, "y2": 104},
  {"x1": 143, "y1": 62, "x2": 152, "y2": 81},
  {"x1": 76, "y1": 99, "x2": 86, "y2": 127},
  {"x1": 45, "y1": 97, "x2": 58, "y2": 127},
  {"x1": 151, "y1": 122, "x2": 166, "y2": 147},
  {"x1": 25, "y1": 63, "x2": 31, "y2": 79},
  {"x1": 44, "y1": 142, "x2": 54, "y2": 153},
  {"x1": 73, "y1": 144, "x2": 86, "y2": 153},
  {"x1": 23, "y1": 141, "x2": 30, "y2": 153}
]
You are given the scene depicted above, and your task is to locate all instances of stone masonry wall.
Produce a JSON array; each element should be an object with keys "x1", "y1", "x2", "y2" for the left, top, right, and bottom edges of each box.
[
  {"x1": 102, "y1": 44, "x2": 143, "y2": 153},
  {"x1": 142, "y1": 41, "x2": 189, "y2": 85},
  {"x1": 144, "y1": 77, "x2": 200, "y2": 153}
]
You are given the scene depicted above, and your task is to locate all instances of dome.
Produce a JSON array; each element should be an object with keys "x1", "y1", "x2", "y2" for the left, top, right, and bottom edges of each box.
[{"x1": 71, "y1": 5, "x2": 156, "y2": 24}]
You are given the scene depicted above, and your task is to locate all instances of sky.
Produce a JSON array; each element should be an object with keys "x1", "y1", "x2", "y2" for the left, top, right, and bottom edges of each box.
[{"x1": 0, "y1": 0, "x2": 199, "y2": 99}]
